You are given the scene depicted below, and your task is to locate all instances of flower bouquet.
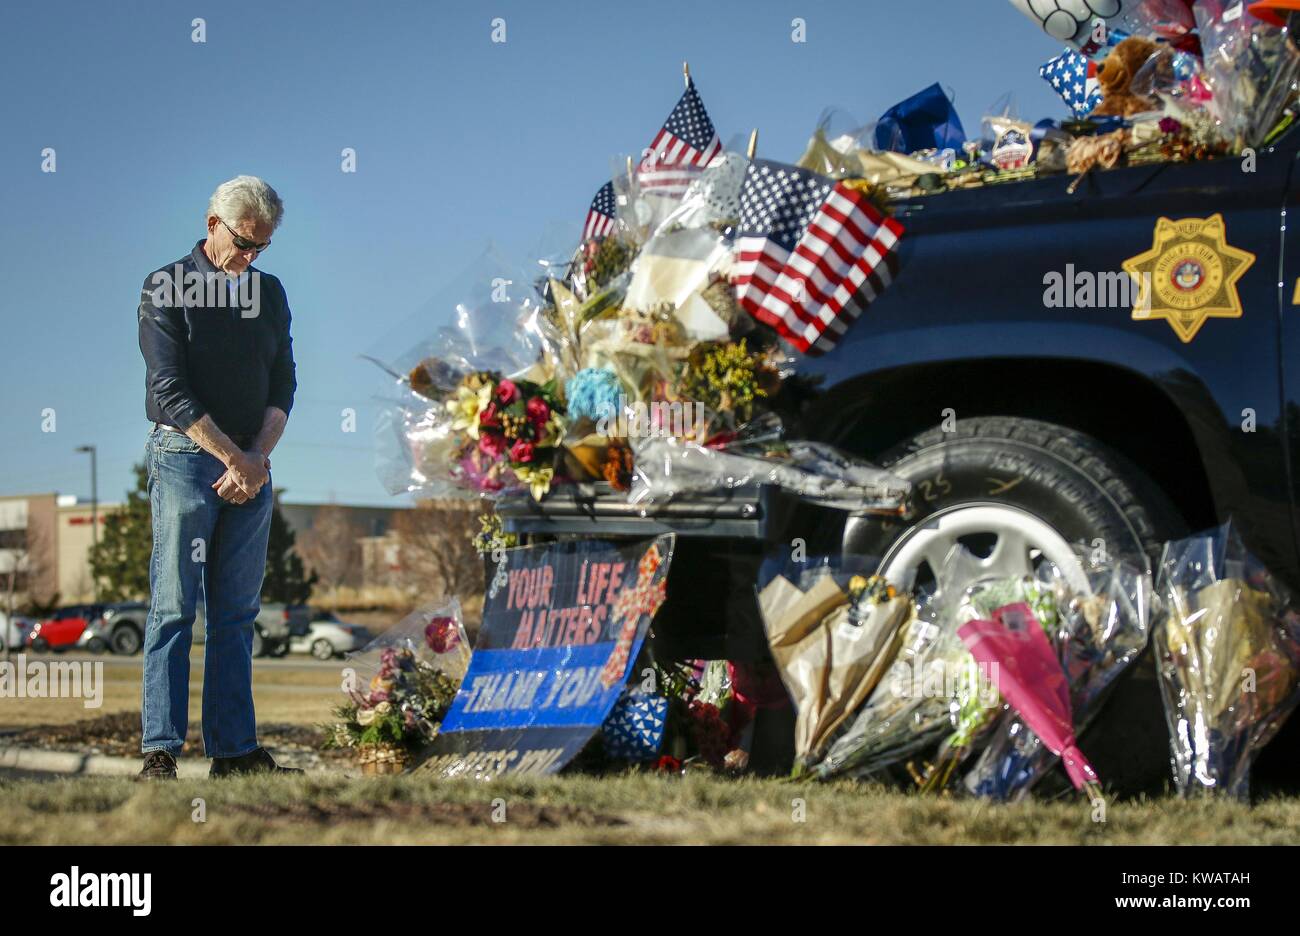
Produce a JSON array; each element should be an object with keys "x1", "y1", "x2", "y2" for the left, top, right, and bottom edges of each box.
[
  {"x1": 914, "y1": 569, "x2": 1062, "y2": 792},
  {"x1": 322, "y1": 600, "x2": 470, "y2": 774},
  {"x1": 1154, "y1": 523, "x2": 1300, "y2": 799},
  {"x1": 756, "y1": 563, "x2": 912, "y2": 776},
  {"x1": 444, "y1": 371, "x2": 566, "y2": 500},
  {"x1": 964, "y1": 554, "x2": 1151, "y2": 801}
]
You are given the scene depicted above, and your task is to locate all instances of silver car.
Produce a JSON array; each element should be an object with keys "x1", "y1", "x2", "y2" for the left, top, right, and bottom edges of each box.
[
  {"x1": 0, "y1": 611, "x2": 35, "y2": 653},
  {"x1": 290, "y1": 610, "x2": 372, "y2": 660}
]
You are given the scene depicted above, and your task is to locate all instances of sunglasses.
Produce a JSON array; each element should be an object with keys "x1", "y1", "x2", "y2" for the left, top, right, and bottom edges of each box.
[{"x1": 220, "y1": 218, "x2": 271, "y2": 253}]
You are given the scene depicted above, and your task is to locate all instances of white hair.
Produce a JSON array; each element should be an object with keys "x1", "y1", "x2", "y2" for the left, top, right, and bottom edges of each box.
[{"x1": 207, "y1": 175, "x2": 284, "y2": 230}]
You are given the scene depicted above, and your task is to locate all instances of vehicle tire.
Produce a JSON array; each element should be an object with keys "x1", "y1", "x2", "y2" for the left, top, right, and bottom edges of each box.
[
  {"x1": 842, "y1": 416, "x2": 1184, "y2": 799},
  {"x1": 85, "y1": 637, "x2": 108, "y2": 654},
  {"x1": 251, "y1": 628, "x2": 266, "y2": 658},
  {"x1": 111, "y1": 625, "x2": 143, "y2": 656},
  {"x1": 31, "y1": 637, "x2": 49, "y2": 653},
  {"x1": 311, "y1": 639, "x2": 336, "y2": 661},
  {"x1": 269, "y1": 641, "x2": 289, "y2": 658}
]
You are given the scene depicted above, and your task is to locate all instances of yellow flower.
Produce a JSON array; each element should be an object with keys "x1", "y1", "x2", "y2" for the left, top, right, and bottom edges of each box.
[
  {"x1": 514, "y1": 465, "x2": 554, "y2": 501},
  {"x1": 446, "y1": 382, "x2": 493, "y2": 440}
]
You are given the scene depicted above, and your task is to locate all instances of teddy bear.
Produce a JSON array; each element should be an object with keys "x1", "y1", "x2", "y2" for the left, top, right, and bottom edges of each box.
[{"x1": 1092, "y1": 36, "x2": 1163, "y2": 118}]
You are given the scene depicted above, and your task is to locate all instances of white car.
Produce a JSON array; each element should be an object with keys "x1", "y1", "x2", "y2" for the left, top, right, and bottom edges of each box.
[
  {"x1": 290, "y1": 611, "x2": 372, "y2": 660},
  {"x1": 0, "y1": 611, "x2": 35, "y2": 653}
]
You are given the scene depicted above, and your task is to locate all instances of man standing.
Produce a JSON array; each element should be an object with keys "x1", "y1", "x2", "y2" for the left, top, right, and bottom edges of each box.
[{"x1": 136, "y1": 175, "x2": 300, "y2": 779}]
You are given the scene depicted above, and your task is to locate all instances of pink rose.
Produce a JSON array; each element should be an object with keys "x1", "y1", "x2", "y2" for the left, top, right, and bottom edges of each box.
[
  {"x1": 479, "y1": 400, "x2": 501, "y2": 429},
  {"x1": 478, "y1": 431, "x2": 507, "y2": 458},
  {"x1": 509, "y1": 439, "x2": 535, "y2": 464},
  {"x1": 525, "y1": 396, "x2": 550, "y2": 427},
  {"x1": 495, "y1": 379, "x2": 520, "y2": 406}
]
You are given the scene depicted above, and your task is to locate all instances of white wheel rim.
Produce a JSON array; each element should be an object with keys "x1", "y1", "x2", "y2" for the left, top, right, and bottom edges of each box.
[{"x1": 876, "y1": 502, "x2": 1090, "y2": 594}]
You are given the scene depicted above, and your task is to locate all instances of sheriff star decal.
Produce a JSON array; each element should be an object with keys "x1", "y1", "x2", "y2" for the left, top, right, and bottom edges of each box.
[{"x1": 1122, "y1": 214, "x2": 1255, "y2": 343}]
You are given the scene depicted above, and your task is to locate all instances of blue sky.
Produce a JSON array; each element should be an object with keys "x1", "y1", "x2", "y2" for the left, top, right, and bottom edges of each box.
[{"x1": 0, "y1": 0, "x2": 1065, "y2": 507}]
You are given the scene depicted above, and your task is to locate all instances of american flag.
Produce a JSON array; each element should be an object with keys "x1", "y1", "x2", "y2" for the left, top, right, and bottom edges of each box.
[
  {"x1": 1040, "y1": 48, "x2": 1102, "y2": 117},
  {"x1": 636, "y1": 78, "x2": 723, "y2": 197},
  {"x1": 732, "y1": 160, "x2": 904, "y2": 355},
  {"x1": 583, "y1": 180, "x2": 617, "y2": 241}
]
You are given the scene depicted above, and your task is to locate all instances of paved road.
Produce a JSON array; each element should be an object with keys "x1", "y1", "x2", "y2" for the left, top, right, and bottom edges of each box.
[{"x1": 1, "y1": 650, "x2": 343, "y2": 672}]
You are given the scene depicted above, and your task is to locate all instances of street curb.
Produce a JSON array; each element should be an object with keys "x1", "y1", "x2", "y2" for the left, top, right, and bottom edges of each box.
[{"x1": 0, "y1": 744, "x2": 342, "y2": 778}]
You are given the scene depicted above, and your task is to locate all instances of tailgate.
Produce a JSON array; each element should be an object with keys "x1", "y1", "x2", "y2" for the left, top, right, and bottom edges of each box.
[{"x1": 496, "y1": 483, "x2": 779, "y2": 539}]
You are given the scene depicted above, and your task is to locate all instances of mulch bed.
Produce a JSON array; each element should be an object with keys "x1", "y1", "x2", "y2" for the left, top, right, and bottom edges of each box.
[{"x1": 6, "y1": 711, "x2": 350, "y2": 765}]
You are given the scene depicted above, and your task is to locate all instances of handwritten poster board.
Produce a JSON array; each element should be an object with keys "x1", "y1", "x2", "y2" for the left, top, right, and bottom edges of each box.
[{"x1": 416, "y1": 535, "x2": 674, "y2": 778}]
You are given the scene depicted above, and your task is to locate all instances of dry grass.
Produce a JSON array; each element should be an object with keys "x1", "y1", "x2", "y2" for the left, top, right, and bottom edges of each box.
[
  {"x1": 0, "y1": 652, "x2": 342, "y2": 727},
  {"x1": 2, "y1": 771, "x2": 1298, "y2": 845}
]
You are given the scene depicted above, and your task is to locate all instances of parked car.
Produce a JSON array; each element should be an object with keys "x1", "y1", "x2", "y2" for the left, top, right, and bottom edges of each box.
[
  {"x1": 495, "y1": 128, "x2": 1300, "y2": 793},
  {"x1": 27, "y1": 605, "x2": 105, "y2": 653},
  {"x1": 0, "y1": 611, "x2": 36, "y2": 653},
  {"x1": 77, "y1": 601, "x2": 148, "y2": 655},
  {"x1": 290, "y1": 610, "x2": 373, "y2": 660},
  {"x1": 191, "y1": 601, "x2": 312, "y2": 658}
]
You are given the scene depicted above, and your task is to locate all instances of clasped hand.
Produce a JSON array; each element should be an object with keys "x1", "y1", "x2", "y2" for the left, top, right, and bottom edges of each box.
[{"x1": 213, "y1": 450, "x2": 271, "y2": 504}]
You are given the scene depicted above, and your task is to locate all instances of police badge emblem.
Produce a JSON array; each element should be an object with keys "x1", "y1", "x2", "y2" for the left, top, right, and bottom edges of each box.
[{"x1": 1122, "y1": 214, "x2": 1256, "y2": 343}]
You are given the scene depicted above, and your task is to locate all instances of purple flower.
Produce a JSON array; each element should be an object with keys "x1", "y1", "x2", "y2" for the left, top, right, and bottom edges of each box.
[{"x1": 425, "y1": 616, "x2": 460, "y2": 654}]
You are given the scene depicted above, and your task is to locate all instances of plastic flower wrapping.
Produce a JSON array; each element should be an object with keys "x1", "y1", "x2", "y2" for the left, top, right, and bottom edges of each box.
[
  {"x1": 752, "y1": 542, "x2": 1159, "y2": 798},
  {"x1": 1154, "y1": 522, "x2": 1300, "y2": 799},
  {"x1": 963, "y1": 553, "x2": 1151, "y2": 800},
  {"x1": 322, "y1": 599, "x2": 471, "y2": 755},
  {"x1": 756, "y1": 555, "x2": 913, "y2": 775},
  {"x1": 807, "y1": 547, "x2": 1061, "y2": 784},
  {"x1": 373, "y1": 130, "x2": 911, "y2": 510}
]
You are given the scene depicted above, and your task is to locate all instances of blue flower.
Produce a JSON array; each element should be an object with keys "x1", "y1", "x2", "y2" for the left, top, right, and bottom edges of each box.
[{"x1": 565, "y1": 368, "x2": 624, "y2": 425}]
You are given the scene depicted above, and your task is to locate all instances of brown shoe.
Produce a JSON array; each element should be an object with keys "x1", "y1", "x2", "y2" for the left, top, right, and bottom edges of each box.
[
  {"x1": 136, "y1": 750, "x2": 178, "y2": 781},
  {"x1": 209, "y1": 746, "x2": 303, "y2": 778}
]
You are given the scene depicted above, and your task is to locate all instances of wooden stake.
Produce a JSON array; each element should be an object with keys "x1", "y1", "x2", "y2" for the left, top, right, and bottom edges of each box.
[
  {"x1": 683, "y1": 61, "x2": 690, "y2": 88},
  {"x1": 626, "y1": 154, "x2": 635, "y2": 189},
  {"x1": 747, "y1": 128, "x2": 758, "y2": 160}
]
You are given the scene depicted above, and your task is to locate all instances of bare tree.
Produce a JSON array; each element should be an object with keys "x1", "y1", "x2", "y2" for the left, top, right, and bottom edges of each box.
[
  {"x1": 389, "y1": 499, "x2": 484, "y2": 603},
  {"x1": 295, "y1": 505, "x2": 364, "y2": 593},
  {"x1": 4, "y1": 520, "x2": 55, "y2": 661}
]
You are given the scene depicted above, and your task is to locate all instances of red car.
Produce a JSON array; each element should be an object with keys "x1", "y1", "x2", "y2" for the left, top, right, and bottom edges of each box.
[{"x1": 27, "y1": 604, "x2": 105, "y2": 653}]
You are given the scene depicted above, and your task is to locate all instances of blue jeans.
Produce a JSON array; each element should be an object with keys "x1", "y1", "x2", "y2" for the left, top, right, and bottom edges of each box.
[{"x1": 141, "y1": 427, "x2": 272, "y2": 758}]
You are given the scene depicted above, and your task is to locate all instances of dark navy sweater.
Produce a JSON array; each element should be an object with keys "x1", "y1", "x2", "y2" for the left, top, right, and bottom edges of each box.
[{"x1": 138, "y1": 240, "x2": 296, "y2": 440}]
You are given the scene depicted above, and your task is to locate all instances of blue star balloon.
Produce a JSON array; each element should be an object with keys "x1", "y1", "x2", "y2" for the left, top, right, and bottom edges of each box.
[{"x1": 1040, "y1": 48, "x2": 1103, "y2": 117}]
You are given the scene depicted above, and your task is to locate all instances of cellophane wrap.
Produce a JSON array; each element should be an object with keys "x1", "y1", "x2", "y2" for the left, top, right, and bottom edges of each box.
[
  {"x1": 1194, "y1": 0, "x2": 1300, "y2": 147},
  {"x1": 914, "y1": 564, "x2": 1064, "y2": 791},
  {"x1": 342, "y1": 598, "x2": 472, "y2": 743},
  {"x1": 755, "y1": 556, "x2": 913, "y2": 773},
  {"x1": 373, "y1": 279, "x2": 566, "y2": 500},
  {"x1": 627, "y1": 415, "x2": 910, "y2": 514},
  {"x1": 811, "y1": 545, "x2": 1015, "y2": 780},
  {"x1": 964, "y1": 552, "x2": 1152, "y2": 800},
  {"x1": 1154, "y1": 522, "x2": 1300, "y2": 799}
]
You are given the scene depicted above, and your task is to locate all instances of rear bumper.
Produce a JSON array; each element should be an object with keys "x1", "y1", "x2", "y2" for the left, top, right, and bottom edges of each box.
[{"x1": 496, "y1": 483, "x2": 777, "y2": 540}]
